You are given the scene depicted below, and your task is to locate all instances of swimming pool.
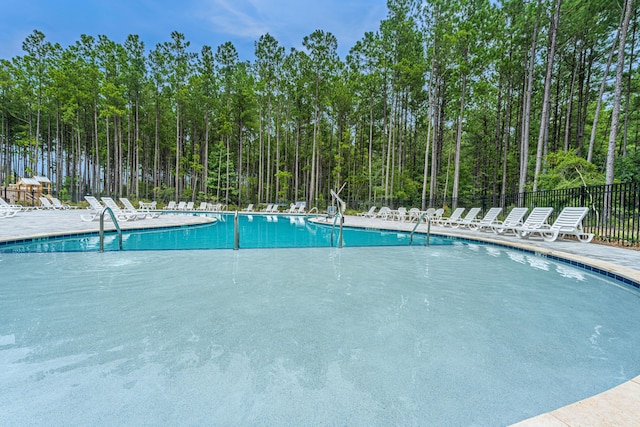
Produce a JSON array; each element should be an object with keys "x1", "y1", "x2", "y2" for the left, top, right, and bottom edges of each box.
[
  {"x1": 0, "y1": 214, "x2": 441, "y2": 252},
  {"x1": 1, "y1": 238, "x2": 639, "y2": 425}
]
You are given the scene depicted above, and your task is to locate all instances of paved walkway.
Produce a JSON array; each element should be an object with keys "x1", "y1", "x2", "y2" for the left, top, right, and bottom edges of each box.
[
  {"x1": 1, "y1": 209, "x2": 639, "y2": 426},
  {"x1": 0, "y1": 208, "x2": 215, "y2": 243}
]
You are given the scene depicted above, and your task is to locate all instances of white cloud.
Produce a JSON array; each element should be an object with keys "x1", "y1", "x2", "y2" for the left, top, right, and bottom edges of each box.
[{"x1": 194, "y1": 0, "x2": 270, "y2": 40}]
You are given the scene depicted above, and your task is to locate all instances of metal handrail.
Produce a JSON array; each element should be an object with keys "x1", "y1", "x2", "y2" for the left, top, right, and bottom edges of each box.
[
  {"x1": 305, "y1": 207, "x2": 319, "y2": 219},
  {"x1": 410, "y1": 212, "x2": 431, "y2": 246},
  {"x1": 99, "y1": 207, "x2": 123, "y2": 252},
  {"x1": 233, "y1": 211, "x2": 239, "y2": 250},
  {"x1": 330, "y1": 190, "x2": 346, "y2": 248}
]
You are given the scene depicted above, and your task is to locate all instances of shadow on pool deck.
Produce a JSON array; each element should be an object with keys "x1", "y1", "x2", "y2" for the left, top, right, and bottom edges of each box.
[{"x1": 1, "y1": 209, "x2": 639, "y2": 426}]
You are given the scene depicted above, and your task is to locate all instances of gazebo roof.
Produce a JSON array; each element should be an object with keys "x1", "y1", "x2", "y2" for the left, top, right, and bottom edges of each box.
[
  {"x1": 33, "y1": 175, "x2": 51, "y2": 183},
  {"x1": 18, "y1": 178, "x2": 40, "y2": 186}
]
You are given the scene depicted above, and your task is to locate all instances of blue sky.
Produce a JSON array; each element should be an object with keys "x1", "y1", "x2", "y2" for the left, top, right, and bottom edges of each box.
[{"x1": 1, "y1": 0, "x2": 389, "y2": 61}]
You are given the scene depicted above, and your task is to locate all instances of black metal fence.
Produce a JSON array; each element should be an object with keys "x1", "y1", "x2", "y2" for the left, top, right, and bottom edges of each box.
[{"x1": 345, "y1": 183, "x2": 640, "y2": 247}]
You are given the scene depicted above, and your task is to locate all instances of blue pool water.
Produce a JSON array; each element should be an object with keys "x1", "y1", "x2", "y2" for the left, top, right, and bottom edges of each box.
[
  {"x1": 0, "y1": 216, "x2": 640, "y2": 426},
  {"x1": 0, "y1": 214, "x2": 442, "y2": 252},
  {"x1": 1, "y1": 219, "x2": 639, "y2": 425}
]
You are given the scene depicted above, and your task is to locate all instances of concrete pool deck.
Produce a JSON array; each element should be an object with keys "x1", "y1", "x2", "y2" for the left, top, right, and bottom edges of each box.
[{"x1": 1, "y1": 209, "x2": 639, "y2": 426}]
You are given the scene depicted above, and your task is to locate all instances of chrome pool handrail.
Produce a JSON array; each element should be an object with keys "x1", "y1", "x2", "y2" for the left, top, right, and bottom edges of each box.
[
  {"x1": 305, "y1": 207, "x2": 319, "y2": 219},
  {"x1": 330, "y1": 190, "x2": 346, "y2": 248},
  {"x1": 410, "y1": 212, "x2": 431, "y2": 246},
  {"x1": 99, "y1": 207, "x2": 123, "y2": 252},
  {"x1": 234, "y1": 211, "x2": 239, "y2": 250}
]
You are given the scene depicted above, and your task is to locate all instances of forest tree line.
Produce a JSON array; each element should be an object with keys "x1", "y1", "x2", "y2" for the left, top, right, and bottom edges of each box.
[{"x1": 0, "y1": 0, "x2": 638, "y2": 209}]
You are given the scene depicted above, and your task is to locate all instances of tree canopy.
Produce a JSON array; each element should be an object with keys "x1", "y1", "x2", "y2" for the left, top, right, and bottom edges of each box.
[{"x1": 1, "y1": 0, "x2": 637, "y2": 208}]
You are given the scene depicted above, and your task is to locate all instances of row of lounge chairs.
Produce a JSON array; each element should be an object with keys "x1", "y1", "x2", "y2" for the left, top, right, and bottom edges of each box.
[
  {"x1": 1, "y1": 195, "x2": 77, "y2": 217},
  {"x1": 439, "y1": 206, "x2": 595, "y2": 243},
  {"x1": 358, "y1": 206, "x2": 445, "y2": 223},
  {"x1": 358, "y1": 205, "x2": 594, "y2": 243},
  {"x1": 38, "y1": 196, "x2": 77, "y2": 210},
  {"x1": 82, "y1": 196, "x2": 159, "y2": 222},
  {"x1": 163, "y1": 201, "x2": 228, "y2": 211}
]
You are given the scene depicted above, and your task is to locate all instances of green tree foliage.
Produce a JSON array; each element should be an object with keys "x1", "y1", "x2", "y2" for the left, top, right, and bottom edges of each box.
[{"x1": 0, "y1": 0, "x2": 635, "y2": 208}]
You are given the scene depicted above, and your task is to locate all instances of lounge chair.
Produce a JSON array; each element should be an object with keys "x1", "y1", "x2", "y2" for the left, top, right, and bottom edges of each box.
[
  {"x1": 391, "y1": 207, "x2": 408, "y2": 222},
  {"x1": 407, "y1": 208, "x2": 423, "y2": 222},
  {"x1": 261, "y1": 203, "x2": 273, "y2": 212},
  {"x1": 242, "y1": 204, "x2": 254, "y2": 212},
  {"x1": 269, "y1": 204, "x2": 280, "y2": 213},
  {"x1": 185, "y1": 201, "x2": 194, "y2": 210},
  {"x1": 513, "y1": 207, "x2": 554, "y2": 239},
  {"x1": 452, "y1": 207, "x2": 482, "y2": 228},
  {"x1": 287, "y1": 203, "x2": 297, "y2": 213},
  {"x1": 101, "y1": 197, "x2": 144, "y2": 221},
  {"x1": 81, "y1": 195, "x2": 105, "y2": 221},
  {"x1": 50, "y1": 197, "x2": 75, "y2": 209},
  {"x1": 295, "y1": 202, "x2": 306, "y2": 213},
  {"x1": 491, "y1": 207, "x2": 529, "y2": 234},
  {"x1": 431, "y1": 208, "x2": 444, "y2": 223},
  {"x1": 358, "y1": 206, "x2": 377, "y2": 218},
  {"x1": 139, "y1": 201, "x2": 157, "y2": 210},
  {"x1": 438, "y1": 207, "x2": 466, "y2": 227},
  {"x1": 176, "y1": 201, "x2": 187, "y2": 210},
  {"x1": 39, "y1": 196, "x2": 58, "y2": 210},
  {"x1": 164, "y1": 201, "x2": 177, "y2": 210},
  {"x1": 540, "y1": 207, "x2": 594, "y2": 243},
  {"x1": 468, "y1": 207, "x2": 503, "y2": 231},
  {"x1": 0, "y1": 197, "x2": 24, "y2": 214},
  {"x1": 120, "y1": 197, "x2": 159, "y2": 219},
  {"x1": 375, "y1": 207, "x2": 391, "y2": 220},
  {"x1": 0, "y1": 197, "x2": 21, "y2": 217}
]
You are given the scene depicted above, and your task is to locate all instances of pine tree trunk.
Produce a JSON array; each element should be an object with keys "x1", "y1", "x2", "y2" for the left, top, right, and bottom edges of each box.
[{"x1": 533, "y1": 0, "x2": 562, "y2": 192}]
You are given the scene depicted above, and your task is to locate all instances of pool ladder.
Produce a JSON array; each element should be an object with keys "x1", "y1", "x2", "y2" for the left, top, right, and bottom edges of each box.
[
  {"x1": 99, "y1": 207, "x2": 123, "y2": 252},
  {"x1": 330, "y1": 190, "x2": 346, "y2": 248},
  {"x1": 410, "y1": 212, "x2": 431, "y2": 246}
]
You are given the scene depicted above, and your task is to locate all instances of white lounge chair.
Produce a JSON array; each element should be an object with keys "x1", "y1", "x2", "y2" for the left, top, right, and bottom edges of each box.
[
  {"x1": 513, "y1": 207, "x2": 554, "y2": 239},
  {"x1": 375, "y1": 207, "x2": 392, "y2": 220},
  {"x1": 39, "y1": 196, "x2": 58, "y2": 210},
  {"x1": 468, "y1": 207, "x2": 503, "y2": 231},
  {"x1": 431, "y1": 208, "x2": 444, "y2": 223},
  {"x1": 261, "y1": 204, "x2": 273, "y2": 212},
  {"x1": 269, "y1": 204, "x2": 280, "y2": 213},
  {"x1": 0, "y1": 197, "x2": 21, "y2": 217},
  {"x1": 438, "y1": 207, "x2": 466, "y2": 227},
  {"x1": 295, "y1": 202, "x2": 306, "y2": 213},
  {"x1": 176, "y1": 201, "x2": 187, "y2": 210},
  {"x1": 540, "y1": 207, "x2": 594, "y2": 243},
  {"x1": 358, "y1": 206, "x2": 377, "y2": 218},
  {"x1": 287, "y1": 203, "x2": 297, "y2": 213},
  {"x1": 391, "y1": 207, "x2": 408, "y2": 222},
  {"x1": 120, "y1": 197, "x2": 159, "y2": 219},
  {"x1": 0, "y1": 197, "x2": 24, "y2": 214},
  {"x1": 407, "y1": 208, "x2": 423, "y2": 222},
  {"x1": 242, "y1": 204, "x2": 254, "y2": 212},
  {"x1": 101, "y1": 197, "x2": 144, "y2": 221},
  {"x1": 81, "y1": 195, "x2": 105, "y2": 221},
  {"x1": 164, "y1": 201, "x2": 177, "y2": 210},
  {"x1": 50, "y1": 197, "x2": 75, "y2": 209},
  {"x1": 451, "y1": 207, "x2": 482, "y2": 228},
  {"x1": 491, "y1": 207, "x2": 529, "y2": 234},
  {"x1": 139, "y1": 200, "x2": 157, "y2": 210}
]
